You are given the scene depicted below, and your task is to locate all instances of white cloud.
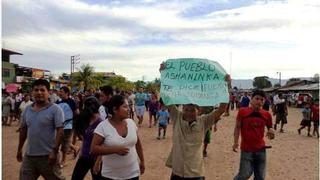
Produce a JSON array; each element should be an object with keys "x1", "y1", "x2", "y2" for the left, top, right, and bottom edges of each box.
[{"x1": 3, "y1": 0, "x2": 320, "y2": 82}]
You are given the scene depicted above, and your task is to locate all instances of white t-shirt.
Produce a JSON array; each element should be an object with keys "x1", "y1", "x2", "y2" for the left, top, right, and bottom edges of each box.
[
  {"x1": 99, "y1": 105, "x2": 107, "y2": 120},
  {"x1": 16, "y1": 93, "x2": 23, "y2": 102},
  {"x1": 19, "y1": 100, "x2": 33, "y2": 114},
  {"x1": 273, "y1": 95, "x2": 285, "y2": 105},
  {"x1": 128, "y1": 94, "x2": 135, "y2": 105},
  {"x1": 49, "y1": 93, "x2": 60, "y2": 103},
  {"x1": 94, "y1": 118, "x2": 140, "y2": 179}
]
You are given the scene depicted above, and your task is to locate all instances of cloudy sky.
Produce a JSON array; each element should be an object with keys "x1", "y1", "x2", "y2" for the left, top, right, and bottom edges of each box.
[{"x1": 2, "y1": 0, "x2": 320, "y2": 81}]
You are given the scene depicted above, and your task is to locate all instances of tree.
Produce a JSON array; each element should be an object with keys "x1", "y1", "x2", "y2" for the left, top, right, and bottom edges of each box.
[
  {"x1": 71, "y1": 64, "x2": 104, "y2": 91},
  {"x1": 253, "y1": 76, "x2": 272, "y2": 89},
  {"x1": 145, "y1": 78, "x2": 161, "y2": 93},
  {"x1": 153, "y1": 78, "x2": 161, "y2": 91},
  {"x1": 107, "y1": 76, "x2": 135, "y2": 91},
  {"x1": 134, "y1": 80, "x2": 146, "y2": 89},
  {"x1": 20, "y1": 80, "x2": 34, "y2": 93}
]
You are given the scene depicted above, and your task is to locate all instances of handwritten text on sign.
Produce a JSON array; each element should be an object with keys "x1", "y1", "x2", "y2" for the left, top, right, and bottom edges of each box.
[{"x1": 160, "y1": 58, "x2": 229, "y2": 106}]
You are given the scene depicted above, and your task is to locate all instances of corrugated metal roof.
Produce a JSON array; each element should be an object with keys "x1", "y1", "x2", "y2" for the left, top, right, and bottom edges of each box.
[
  {"x1": 262, "y1": 87, "x2": 279, "y2": 92},
  {"x1": 278, "y1": 83, "x2": 319, "y2": 91}
]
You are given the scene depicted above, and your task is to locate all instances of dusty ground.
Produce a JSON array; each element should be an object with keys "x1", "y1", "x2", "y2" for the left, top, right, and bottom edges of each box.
[{"x1": 2, "y1": 107, "x2": 319, "y2": 180}]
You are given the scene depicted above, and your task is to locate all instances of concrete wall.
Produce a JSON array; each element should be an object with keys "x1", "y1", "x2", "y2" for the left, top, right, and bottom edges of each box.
[{"x1": 2, "y1": 61, "x2": 16, "y2": 84}]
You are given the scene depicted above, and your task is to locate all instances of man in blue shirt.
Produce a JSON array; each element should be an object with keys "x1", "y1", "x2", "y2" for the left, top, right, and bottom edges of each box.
[
  {"x1": 17, "y1": 79, "x2": 65, "y2": 180},
  {"x1": 240, "y1": 92, "x2": 251, "y2": 108},
  {"x1": 57, "y1": 86, "x2": 78, "y2": 167},
  {"x1": 135, "y1": 87, "x2": 147, "y2": 126}
]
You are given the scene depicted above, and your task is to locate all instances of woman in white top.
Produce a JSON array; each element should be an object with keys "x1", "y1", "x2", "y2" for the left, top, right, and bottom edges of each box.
[{"x1": 90, "y1": 95, "x2": 145, "y2": 180}]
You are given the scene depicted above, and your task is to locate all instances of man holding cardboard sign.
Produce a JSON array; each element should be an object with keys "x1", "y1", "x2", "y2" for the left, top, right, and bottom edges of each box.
[{"x1": 160, "y1": 58, "x2": 230, "y2": 180}]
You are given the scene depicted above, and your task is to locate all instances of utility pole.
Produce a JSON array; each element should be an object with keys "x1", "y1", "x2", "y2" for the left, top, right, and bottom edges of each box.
[
  {"x1": 71, "y1": 56, "x2": 74, "y2": 75},
  {"x1": 70, "y1": 54, "x2": 80, "y2": 74},
  {"x1": 70, "y1": 54, "x2": 80, "y2": 91},
  {"x1": 277, "y1": 72, "x2": 281, "y2": 86}
]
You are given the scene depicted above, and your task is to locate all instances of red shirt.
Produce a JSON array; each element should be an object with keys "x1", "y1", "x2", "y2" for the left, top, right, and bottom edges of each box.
[
  {"x1": 311, "y1": 104, "x2": 319, "y2": 121},
  {"x1": 237, "y1": 107, "x2": 272, "y2": 152},
  {"x1": 230, "y1": 95, "x2": 236, "y2": 102}
]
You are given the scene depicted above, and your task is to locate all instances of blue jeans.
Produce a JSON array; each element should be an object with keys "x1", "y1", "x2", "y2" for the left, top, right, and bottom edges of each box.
[
  {"x1": 234, "y1": 149, "x2": 266, "y2": 180},
  {"x1": 170, "y1": 173, "x2": 205, "y2": 180}
]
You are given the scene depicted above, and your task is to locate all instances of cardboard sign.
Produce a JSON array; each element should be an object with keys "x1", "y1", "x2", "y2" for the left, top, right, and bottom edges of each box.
[{"x1": 160, "y1": 58, "x2": 229, "y2": 106}]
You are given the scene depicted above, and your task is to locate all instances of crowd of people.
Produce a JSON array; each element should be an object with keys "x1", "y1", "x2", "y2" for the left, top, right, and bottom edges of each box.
[
  {"x1": 13, "y1": 79, "x2": 158, "y2": 180},
  {"x1": 224, "y1": 90, "x2": 319, "y2": 138},
  {"x1": 1, "y1": 73, "x2": 318, "y2": 180},
  {"x1": 9, "y1": 74, "x2": 228, "y2": 180}
]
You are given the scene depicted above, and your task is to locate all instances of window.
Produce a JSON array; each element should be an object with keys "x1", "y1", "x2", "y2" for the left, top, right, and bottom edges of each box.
[{"x1": 2, "y1": 68, "x2": 10, "y2": 77}]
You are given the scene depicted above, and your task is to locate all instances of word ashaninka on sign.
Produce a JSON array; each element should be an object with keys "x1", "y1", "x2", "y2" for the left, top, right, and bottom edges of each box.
[{"x1": 160, "y1": 58, "x2": 229, "y2": 106}]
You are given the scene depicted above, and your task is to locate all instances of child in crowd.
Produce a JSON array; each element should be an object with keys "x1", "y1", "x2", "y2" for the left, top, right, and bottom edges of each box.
[
  {"x1": 298, "y1": 103, "x2": 312, "y2": 137},
  {"x1": 203, "y1": 124, "x2": 217, "y2": 157},
  {"x1": 200, "y1": 106, "x2": 217, "y2": 158},
  {"x1": 311, "y1": 100, "x2": 319, "y2": 138},
  {"x1": 157, "y1": 105, "x2": 170, "y2": 139},
  {"x1": 149, "y1": 93, "x2": 160, "y2": 128}
]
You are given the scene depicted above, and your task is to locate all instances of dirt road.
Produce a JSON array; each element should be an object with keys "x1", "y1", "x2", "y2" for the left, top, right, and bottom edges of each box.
[{"x1": 2, "y1": 107, "x2": 319, "y2": 180}]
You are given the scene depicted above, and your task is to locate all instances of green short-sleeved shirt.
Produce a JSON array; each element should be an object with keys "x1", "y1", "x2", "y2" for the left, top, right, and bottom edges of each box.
[{"x1": 166, "y1": 105, "x2": 217, "y2": 177}]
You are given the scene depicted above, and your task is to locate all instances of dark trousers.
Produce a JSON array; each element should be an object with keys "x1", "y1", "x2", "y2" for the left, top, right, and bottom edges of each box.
[
  {"x1": 170, "y1": 174, "x2": 205, "y2": 180},
  {"x1": 100, "y1": 176, "x2": 139, "y2": 180},
  {"x1": 71, "y1": 156, "x2": 100, "y2": 180}
]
